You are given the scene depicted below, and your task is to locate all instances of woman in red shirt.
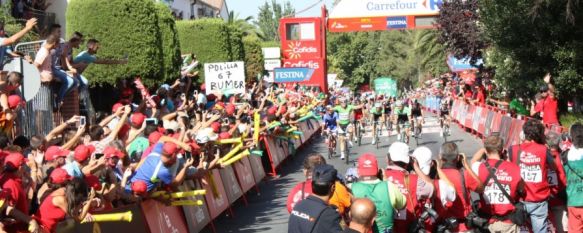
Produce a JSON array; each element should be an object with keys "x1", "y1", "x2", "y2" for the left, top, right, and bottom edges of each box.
[{"x1": 36, "y1": 168, "x2": 95, "y2": 233}]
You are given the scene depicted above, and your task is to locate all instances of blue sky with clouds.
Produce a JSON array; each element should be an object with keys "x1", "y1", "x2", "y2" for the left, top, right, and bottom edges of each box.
[{"x1": 225, "y1": 0, "x2": 334, "y2": 21}]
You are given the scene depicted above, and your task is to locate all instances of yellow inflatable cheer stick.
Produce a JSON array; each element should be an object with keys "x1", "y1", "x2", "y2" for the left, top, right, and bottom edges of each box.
[
  {"x1": 151, "y1": 190, "x2": 207, "y2": 199},
  {"x1": 171, "y1": 200, "x2": 204, "y2": 206},
  {"x1": 220, "y1": 150, "x2": 250, "y2": 166},
  {"x1": 218, "y1": 143, "x2": 243, "y2": 163},
  {"x1": 217, "y1": 137, "x2": 242, "y2": 144},
  {"x1": 81, "y1": 211, "x2": 133, "y2": 223},
  {"x1": 286, "y1": 126, "x2": 298, "y2": 133},
  {"x1": 253, "y1": 112, "x2": 260, "y2": 143}
]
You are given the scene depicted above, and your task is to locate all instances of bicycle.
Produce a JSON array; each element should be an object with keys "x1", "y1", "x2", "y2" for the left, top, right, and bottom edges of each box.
[
  {"x1": 412, "y1": 117, "x2": 423, "y2": 146},
  {"x1": 355, "y1": 120, "x2": 364, "y2": 146},
  {"x1": 325, "y1": 129, "x2": 337, "y2": 159},
  {"x1": 397, "y1": 121, "x2": 410, "y2": 144},
  {"x1": 439, "y1": 115, "x2": 451, "y2": 142},
  {"x1": 338, "y1": 127, "x2": 351, "y2": 164},
  {"x1": 372, "y1": 121, "x2": 382, "y2": 149}
]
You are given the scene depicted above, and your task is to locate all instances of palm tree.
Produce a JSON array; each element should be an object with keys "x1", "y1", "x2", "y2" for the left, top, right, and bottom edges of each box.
[
  {"x1": 228, "y1": 11, "x2": 265, "y2": 40},
  {"x1": 409, "y1": 29, "x2": 448, "y2": 84}
]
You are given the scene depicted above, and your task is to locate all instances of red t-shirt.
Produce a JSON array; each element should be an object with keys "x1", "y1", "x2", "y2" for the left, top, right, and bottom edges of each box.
[
  {"x1": 475, "y1": 90, "x2": 485, "y2": 104},
  {"x1": 0, "y1": 173, "x2": 28, "y2": 214},
  {"x1": 509, "y1": 142, "x2": 551, "y2": 202},
  {"x1": 464, "y1": 90, "x2": 473, "y2": 99},
  {"x1": 476, "y1": 159, "x2": 521, "y2": 218},
  {"x1": 37, "y1": 195, "x2": 67, "y2": 233},
  {"x1": 384, "y1": 169, "x2": 419, "y2": 232},
  {"x1": 434, "y1": 168, "x2": 479, "y2": 232},
  {"x1": 542, "y1": 97, "x2": 559, "y2": 125},
  {"x1": 548, "y1": 149, "x2": 567, "y2": 206}
]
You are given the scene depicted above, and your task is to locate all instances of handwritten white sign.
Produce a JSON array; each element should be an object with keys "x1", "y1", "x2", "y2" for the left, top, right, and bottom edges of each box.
[{"x1": 204, "y1": 62, "x2": 245, "y2": 95}]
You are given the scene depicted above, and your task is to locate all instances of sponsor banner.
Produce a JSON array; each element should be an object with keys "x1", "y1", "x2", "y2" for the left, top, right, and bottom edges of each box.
[
  {"x1": 499, "y1": 116, "x2": 513, "y2": 145},
  {"x1": 478, "y1": 107, "x2": 489, "y2": 136},
  {"x1": 262, "y1": 47, "x2": 281, "y2": 59},
  {"x1": 387, "y1": 16, "x2": 408, "y2": 29},
  {"x1": 248, "y1": 153, "x2": 266, "y2": 183},
  {"x1": 264, "y1": 59, "x2": 282, "y2": 71},
  {"x1": 507, "y1": 119, "x2": 525, "y2": 148},
  {"x1": 264, "y1": 136, "x2": 283, "y2": 168},
  {"x1": 204, "y1": 61, "x2": 246, "y2": 95},
  {"x1": 282, "y1": 41, "x2": 321, "y2": 60},
  {"x1": 447, "y1": 55, "x2": 484, "y2": 72},
  {"x1": 464, "y1": 105, "x2": 474, "y2": 129},
  {"x1": 202, "y1": 169, "x2": 229, "y2": 219},
  {"x1": 141, "y1": 200, "x2": 189, "y2": 233},
  {"x1": 282, "y1": 58, "x2": 326, "y2": 90},
  {"x1": 232, "y1": 156, "x2": 256, "y2": 193},
  {"x1": 274, "y1": 67, "x2": 315, "y2": 83},
  {"x1": 329, "y1": 0, "x2": 442, "y2": 18},
  {"x1": 472, "y1": 106, "x2": 482, "y2": 131},
  {"x1": 219, "y1": 165, "x2": 243, "y2": 205},
  {"x1": 374, "y1": 77, "x2": 398, "y2": 97},
  {"x1": 484, "y1": 110, "x2": 495, "y2": 136},
  {"x1": 328, "y1": 17, "x2": 388, "y2": 32},
  {"x1": 179, "y1": 180, "x2": 211, "y2": 233}
]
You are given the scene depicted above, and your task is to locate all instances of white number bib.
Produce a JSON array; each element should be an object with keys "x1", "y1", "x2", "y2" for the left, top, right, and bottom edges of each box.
[
  {"x1": 520, "y1": 164, "x2": 542, "y2": 183},
  {"x1": 484, "y1": 186, "x2": 510, "y2": 204},
  {"x1": 547, "y1": 169, "x2": 558, "y2": 186},
  {"x1": 338, "y1": 112, "x2": 350, "y2": 121}
]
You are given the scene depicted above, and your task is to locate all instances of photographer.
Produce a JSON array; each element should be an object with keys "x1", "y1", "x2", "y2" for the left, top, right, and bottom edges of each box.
[
  {"x1": 383, "y1": 143, "x2": 434, "y2": 233},
  {"x1": 471, "y1": 135, "x2": 525, "y2": 233},
  {"x1": 433, "y1": 142, "x2": 484, "y2": 232}
]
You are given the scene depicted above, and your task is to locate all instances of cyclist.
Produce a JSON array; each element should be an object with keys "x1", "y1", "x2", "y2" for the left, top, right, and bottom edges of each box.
[
  {"x1": 370, "y1": 102, "x2": 384, "y2": 145},
  {"x1": 439, "y1": 94, "x2": 453, "y2": 138},
  {"x1": 392, "y1": 100, "x2": 412, "y2": 143},
  {"x1": 352, "y1": 98, "x2": 365, "y2": 144},
  {"x1": 383, "y1": 97, "x2": 393, "y2": 137},
  {"x1": 321, "y1": 105, "x2": 338, "y2": 152},
  {"x1": 411, "y1": 100, "x2": 424, "y2": 138},
  {"x1": 333, "y1": 98, "x2": 363, "y2": 160}
]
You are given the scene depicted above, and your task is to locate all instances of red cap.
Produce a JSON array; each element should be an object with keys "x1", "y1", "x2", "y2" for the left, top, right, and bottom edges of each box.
[
  {"x1": 112, "y1": 103, "x2": 124, "y2": 113},
  {"x1": 357, "y1": 153, "x2": 379, "y2": 177},
  {"x1": 148, "y1": 132, "x2": 162, "y2": 145},
  {"x1": 207, "y1": 94, "x2": 216, "y2": 101},
  {"x1": 103, "y1": 146, "x2": 124, "y2": 159},
  {"x1": 84, "y1": 174, "x2": 102, "y2": 190},
  {"x1": 219, "y1": 132, "x2": 231, "y2": 140},
  {"x1": 45, "y1": 146, "x2": 70, "y2": 162},
  {"x1": 74, "y1": 145, "x2": 95, "y2": 162},
  {"x1": 200, "y1": 83, "x2": 206, "y2": 91},
  {"x1": 4, "y1": 153, "x2": 24, "y2": 168},
  {"x1": 211, "y1": 122, "x2": 221, "y2": 133},
  {"x1": 226, "y1": 104, "x2": 236, "y2": 115},
  {"x1": 131, "y1": 113, "x2": 146, "y2": 127},
  {"x1": 279, "y1": 105, "x2": 287, "y2": 115},
  {"x1": 267, "y1": 106, "x2": 278, "y2": 115},
  {"x1": 162, "y1": 142, "x2": 178, "y2": 156},
  {"x1": 50, "y1": 168, "x2": 72, "y2": 185},
  {"x1": 131, "y1": 180, "x2": 148, "y2": 195},
  {"x1": 7, "y1": 95, "x2": 22, "y2": 109}
]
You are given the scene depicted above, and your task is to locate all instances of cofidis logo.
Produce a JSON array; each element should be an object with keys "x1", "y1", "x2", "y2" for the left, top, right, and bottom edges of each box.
[{"x1": 284, "y1": 42, "x2": 318, "y2": 59}]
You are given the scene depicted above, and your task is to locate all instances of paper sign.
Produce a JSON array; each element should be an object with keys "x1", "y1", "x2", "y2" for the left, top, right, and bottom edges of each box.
[{"x1": 204, "y1": 62, "x2": 245, "y2": 95}]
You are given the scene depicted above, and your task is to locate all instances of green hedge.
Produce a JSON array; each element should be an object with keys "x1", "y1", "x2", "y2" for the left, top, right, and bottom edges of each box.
[
  {"x1": 243, "y1": 36, "x2": 264, "y2": 82},
  {"x1": 67, "y1": 0, "x2": 180, "y2": 86},
  {"x1": 176, "y1": 19, "x2": 245, "y2": 82},
  {"x1": 155, "y1": 3, "x2": 182, "y2": 81}
]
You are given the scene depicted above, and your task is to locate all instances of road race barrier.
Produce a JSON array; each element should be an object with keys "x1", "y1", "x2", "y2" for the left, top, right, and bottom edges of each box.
[
  {"x1": 55, "y1": 118, "x2": 320, "y2": 233},
  {"x1": 446, "y1": 98, "x2": 567, "y2": 148}
]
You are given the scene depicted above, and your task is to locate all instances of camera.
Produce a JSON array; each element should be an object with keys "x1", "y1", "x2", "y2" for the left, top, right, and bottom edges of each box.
[
  {"x1": 436, "y1": 218, "x2": 459, "y2": 233},
  {"x1": 409, "y1": 207, "x2": 438, "y2": 233},
  {"x1": 465, "y1": 211, "x2": 489, "y2": 231}
]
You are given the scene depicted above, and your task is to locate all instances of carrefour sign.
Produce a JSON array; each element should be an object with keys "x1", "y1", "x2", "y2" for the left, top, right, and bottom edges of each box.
[{"x1": 330, "y1": 0, "x2": 442, "y2": 18}]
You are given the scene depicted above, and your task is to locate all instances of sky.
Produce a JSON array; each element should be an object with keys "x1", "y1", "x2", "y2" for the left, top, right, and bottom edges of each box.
[{"x1": 225, "y1": 0, "x2": 334, "y2": 20}]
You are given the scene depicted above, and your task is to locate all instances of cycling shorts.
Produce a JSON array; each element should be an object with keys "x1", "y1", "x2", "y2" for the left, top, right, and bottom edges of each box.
[
  {"x1": 372, "y1": 114, "x2": 382, "y2": 122},
  {"x1": 440, "y1": 110, "x2": 450, "y2": 117},
  {"x1": 354, "y1": 111, "x2": 363, "y2": 121}
]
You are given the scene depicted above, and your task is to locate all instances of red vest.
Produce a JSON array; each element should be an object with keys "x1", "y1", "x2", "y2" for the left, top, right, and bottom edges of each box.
[
  {"x1": 384, "y1": 169, "x2": 419, "y2": 232},
  {"x1": 510, "y1": 142, "x2": 551, "y2": 202},
  {"x1": 477, "y1": 159, "x2": 521, "y2": 217},
  {"x1": 434, "y1": 169, "x2": 478, "y2": 232}
]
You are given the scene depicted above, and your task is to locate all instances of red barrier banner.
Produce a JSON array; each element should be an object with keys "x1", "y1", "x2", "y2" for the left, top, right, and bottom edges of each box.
[
  {"x1": 265, "y1": 136, "x2": 284, "y2": 168},
  {"x1": 490, "y1": 112, "x2": 503, "y2": 134},
  {"x1": 499, "y1": 116, "x2": 513, "y2": 146},
  {"x1": 472, "y1": 106, "x2": 483, "y2": 132},
  {"x1": 506, "y1": 119, "x2": 525, "y2": 148},
  {"x1": 141, "y1": 199, "x2": 189, "y2": 233},
  {"x1": 248, "y1": 154, "x2": 266, "y2": 183},
  {"x1": 179, "y1": 180, "x2": 212, "y2": 233},
  {"x1": 233, "y1": 156, "x2": 256, "y2": 193},
  {"x1": 483, "y1": 110, "x2": 495, "y2": 136},
  {"x1": 477, "y1": 107, "x2": 489, "y2": 136},
  {"x1": 56, "y1": 204, "x2": 148, "y2": 233},
  {"x1": 464, "y1": 104, "x2": 475, "y2": 129},
  {"x1": 203, "y1": 169, "x2": 229, "y2": 219},
  {"x1": 219, "y1": 165, "x2": 243, "y2": 205}
]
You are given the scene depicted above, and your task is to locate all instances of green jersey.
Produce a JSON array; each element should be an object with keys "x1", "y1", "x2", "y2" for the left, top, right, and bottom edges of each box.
[
  {"x1": 334, "y1": 105, "x2": 354, "y2": 125},
  {"x1": 565, "y1": 148, "x2": 583, "y2": 207},
  {"x1": 352, "y1": 181, "x2": 395, "y2": 232},
  {"x1": 370, "y1": 107, "x2": 383, "y2": 115},
  {"x1": 393, "y1": 107, "x2": 411, "y2": 116}
]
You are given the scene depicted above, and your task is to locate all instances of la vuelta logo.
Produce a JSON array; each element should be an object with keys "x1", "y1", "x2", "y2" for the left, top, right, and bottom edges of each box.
[{"x1": 285, "y1": 42, "x2": 318, "y2": 59}]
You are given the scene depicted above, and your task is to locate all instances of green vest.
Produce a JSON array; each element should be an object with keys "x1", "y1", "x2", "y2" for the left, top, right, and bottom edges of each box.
[
  {"x1": 565, "y1": 158, "x2": 583, "y2": 207},
  {"x1": 351, "y1": 181, "x2": 394, "y2": 232}
]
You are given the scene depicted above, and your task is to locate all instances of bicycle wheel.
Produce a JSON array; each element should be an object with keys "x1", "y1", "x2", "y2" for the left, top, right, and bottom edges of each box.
[
  {"x1": 345, "y1": 138, "x2": 350, "y2": 165},
  {"x1": 357, "y1": 124, "x2": 362, "y2": 146}
]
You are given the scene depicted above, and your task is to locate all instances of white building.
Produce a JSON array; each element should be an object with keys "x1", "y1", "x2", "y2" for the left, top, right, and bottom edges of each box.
[{"x1": 44, "y1": 0, "x2": 229, "y2": 36}]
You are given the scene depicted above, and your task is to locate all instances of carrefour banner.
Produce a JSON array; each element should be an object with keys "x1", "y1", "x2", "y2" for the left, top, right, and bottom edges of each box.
[
  {"x1": 374, "y1": 77, "x2": 398, "y2": 97},
  {"x1": 330, "y1": 0, "x2": 442, "y2": 18}
]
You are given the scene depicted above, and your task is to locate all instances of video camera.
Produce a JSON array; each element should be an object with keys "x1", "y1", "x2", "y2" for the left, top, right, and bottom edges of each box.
[{"x1": 409, "y1": 207, "x2": 438, "y2": 233}]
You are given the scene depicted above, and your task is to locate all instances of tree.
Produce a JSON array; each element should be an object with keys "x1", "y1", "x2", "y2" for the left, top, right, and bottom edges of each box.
[
  {"x1": 67, "y1": 0, "x2": 169, "y2": 86},
  {"x1": 436, "y1": 0, "x2": 485, "y2": 65},
  {"x1": 228, "y1": 11, "x2": 264, "y2": 40},
  {"x1": 242, "y1": 35, "x2": 264, "y2": 83},
  {"x1": 155, "y1": 3, "x2": 182, "y2": 81},
  {"x1": 254, "y1": 0, "x2": 295, "y2": 41}
]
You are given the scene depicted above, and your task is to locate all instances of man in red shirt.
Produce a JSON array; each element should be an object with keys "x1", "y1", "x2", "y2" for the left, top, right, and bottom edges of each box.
[
  {"x1": 532, "y1": 74, "x2": 559, "y2": 125},
  {"x1": 473, "y1": 84, "x2": 486, "y2": 105},
  {"x1": 471, "y1": 136, "x2": 524, "y2": 232},
  {"x1": 508, "y1": 119, "x2": 557, "y2": 233},
  {"x1": 433, "y1": 142, "x2": 484, "y2": 232}
]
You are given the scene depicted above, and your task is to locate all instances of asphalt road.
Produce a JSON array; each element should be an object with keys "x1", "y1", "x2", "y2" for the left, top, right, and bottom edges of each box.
[{"x1": 203, "y1": 114, "x2": 483, "y2": 233}]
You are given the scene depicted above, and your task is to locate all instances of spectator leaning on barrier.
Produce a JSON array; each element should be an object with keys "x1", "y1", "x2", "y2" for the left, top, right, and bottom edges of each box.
[
  {"x1": 343, "y1": 198, "x2": 376, "y2": 233},
  {"x1": 351, "y1": 153, "x2": 406, "y2": 233},
  {"x1": 288, "y1": 164, "x2": 343, "y2": 233},
  {"x1": 470, "y1": 135, "x2": 525, "y2": 233},
  {"x1": 563, "y1": 123, "x2": 583, "y2": 232},
  {"x1": 508, "y1": 119, "x2": 557, "y2": 232}
]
